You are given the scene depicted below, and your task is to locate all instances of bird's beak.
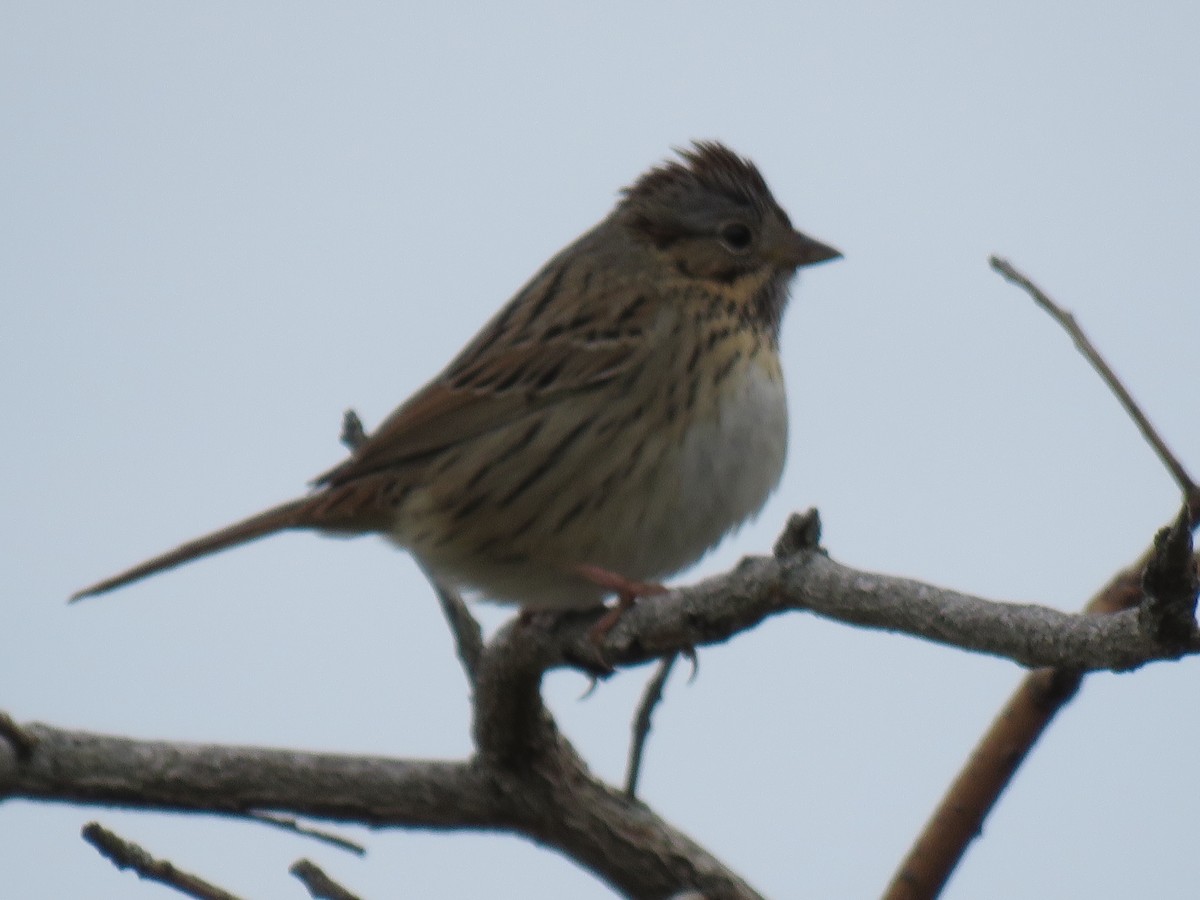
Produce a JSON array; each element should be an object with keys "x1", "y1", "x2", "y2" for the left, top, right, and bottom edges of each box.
[{"x1": 776, "y1": 229, "x2": 842, "y2": 269}]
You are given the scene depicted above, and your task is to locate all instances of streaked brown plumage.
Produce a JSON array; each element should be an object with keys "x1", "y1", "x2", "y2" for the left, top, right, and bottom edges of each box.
[{"x1": 72, "y1": 142, "x2": 840, "y2": 609}]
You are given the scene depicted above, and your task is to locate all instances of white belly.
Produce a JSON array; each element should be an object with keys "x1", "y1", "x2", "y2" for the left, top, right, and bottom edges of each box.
[
  {"x1": 399, "y1": 353, "x2": 789, "y2": 610},
  {"x1": 608, "y1": 357, "x2": 788, "y2": 581}
]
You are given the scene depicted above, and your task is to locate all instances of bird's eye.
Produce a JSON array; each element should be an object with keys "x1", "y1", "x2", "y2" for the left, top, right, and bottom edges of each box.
[{"x1": 719, "y1": 222, "x2": 753, "y2": 252}]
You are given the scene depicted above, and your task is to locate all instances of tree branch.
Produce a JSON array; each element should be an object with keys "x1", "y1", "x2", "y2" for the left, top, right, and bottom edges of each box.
[
  {"x1": 551, "y1": 540, "x2": 1197, "y2": 675},
  {"x1": 10, "y1": 510, "x2": 1196, "y2": 898},
  {"x1": 290, "y1": 858, "x2": 363, "y2": 900},
  {"x1": 0, "y1": 710, "x2": 37, "y2": 760},
  {"x1": 245, "y1": 811, "x2": 366, "y2": 855},
  {"x1": 425, "y1": 569, "x2": 485, "y2": 683},
  {"x1": 1140, "y1": 506, "x2": 1199, "y2": 645},
  {"x1": 990, "y1": 256, "x2": 1200, "y2": 514},
  {"x1": 881, "y1": 556, "x2": 1143, "y2": 900},
  {"x1": 625, "y1": 653, "x2": 677, "y2": 798},
  {"x1": 885, "y1": 258, "x2": 1200, "y2": 900},
  {"x1": 3, "y1": 718, "x2": 761, "y2": 899},
  {"x1": 5, "y1": 725, "x2": 498, "y2": 827},
  {"x1": 82, "y1": 821, "x2": 244, "y2": 900}
]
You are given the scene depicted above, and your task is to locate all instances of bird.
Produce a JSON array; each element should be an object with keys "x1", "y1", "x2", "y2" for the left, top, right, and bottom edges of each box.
[{"x1": 72, "y1": 142, "x2": 841, "y2": 616}]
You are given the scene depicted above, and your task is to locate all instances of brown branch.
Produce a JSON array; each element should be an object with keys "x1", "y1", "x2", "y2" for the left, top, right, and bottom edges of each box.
[
  {"x1": 290, "y1": 858, "x2": 363, "y2": 900},
  {"x1": 885, "y1": 261, "x2": 1200, "y2": 900},
  {"x1": 882, "y1": 551, "x2": 1150, "y2": 900},
  {"x1": 82, "y1": 821, "x2": 244, "y2": 900},
  {"x1": 990, "y1": 256, "x2": 1200, "y2": 515}
]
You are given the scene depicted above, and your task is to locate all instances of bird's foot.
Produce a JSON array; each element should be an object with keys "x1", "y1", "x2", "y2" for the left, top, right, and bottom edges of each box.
[{"x1": 575, "y1": 564, "x2": 668, "y2": 645}]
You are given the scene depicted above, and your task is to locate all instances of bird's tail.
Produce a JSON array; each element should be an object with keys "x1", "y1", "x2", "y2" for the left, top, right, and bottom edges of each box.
[{"x1": 70, "y1": 496, "x2": 320, "y2": 601}]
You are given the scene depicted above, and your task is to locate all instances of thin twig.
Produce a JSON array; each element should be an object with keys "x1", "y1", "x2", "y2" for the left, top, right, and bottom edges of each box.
[
  {"x1": 290, "y1": 858, "x2": 364, "y2": 900},
  {"x1": 245, "y1": 811, "x2": 366, "y2": 855},
  {"x1": 421, "y1": 566, "x2": 484, "y2": 683},
  {"x1": 0, "y1": 711, "x2": 38, "y2": 759},
  {"x1": 340, "y1": 409, "x2": 368, "y2": 451},
  {"x1": 773, "y1": 508, "x2": 823, "y2": 558},
  {"x1": 81, "y1": 821, "x2": 244, "y2": 900},
  {"x1": 990, "y1": 256, "x2": 1200, "y2": 514},
  {"x1": 625, "y1": 653, "x2": 677, "y2": 797},
  {"x1": 337, "y1": 411, "x2": 485, "y2": 682},
  {"x1": 887, "y1": 257, "x2": 1200, "y2": 899}
]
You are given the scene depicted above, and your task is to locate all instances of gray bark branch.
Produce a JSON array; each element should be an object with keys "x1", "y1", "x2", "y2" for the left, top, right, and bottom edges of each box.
[
  {"x1": 4, "y1": 511, "x2": 1196, "y2": 898},
  {"x1": 2, "y1": 720, "x2": 760, "y2": 899}
]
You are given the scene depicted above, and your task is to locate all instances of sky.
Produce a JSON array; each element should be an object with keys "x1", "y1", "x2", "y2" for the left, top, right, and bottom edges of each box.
[{"x1": 3, "y1": 2, "x2": 1199, "y2": 898}]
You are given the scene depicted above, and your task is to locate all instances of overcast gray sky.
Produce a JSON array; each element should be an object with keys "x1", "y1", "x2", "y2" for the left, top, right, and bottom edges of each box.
[{"x1": 4, "y1": 3, "x2": 1199, "y2": 898}]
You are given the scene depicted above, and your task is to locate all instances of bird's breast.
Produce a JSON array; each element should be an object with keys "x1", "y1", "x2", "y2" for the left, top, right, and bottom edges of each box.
[
  {"x1": 392, "y1": 318, "x2": 789, "y2": 609},
  {"x1": 648, "y1": 342, "x2": 788, "y2": 571}
]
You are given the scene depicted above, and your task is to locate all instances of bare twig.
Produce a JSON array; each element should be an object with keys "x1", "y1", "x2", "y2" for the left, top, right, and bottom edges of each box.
[
  {"x1": 245, "y1": 811, "x2": 366, "y2": 855},
  {"x1": 82, "y1": 821, "x2": 244, "y2": 900},
  {"x1": 625, "y1": 653, "x2": 678, "y2": 797},
  {"x1": 290, "y1": 858, "x2": 363, "y2": 900},
  {"x1": 420, "y1": 565, "x2": 484, "y2": 682},
  {"x1": 352, "y1": 397, "x2": 483, "y2": 684},
  {"x1": 0, "y1": 710, "x2": 38, "y2": 759},
  {"x1": 338, "y1": 406, "x2": 487, "y2": 684},
  {"x1": 340, "y1": 409, "x2": 368, "y2": 451},
  {"x1": 887, "y1": 259, "x2": 1200, "y2": 899},
  {"x1": 990, "y1": 256, "x2": 1200, "y2": 514},
  {"x1": 773, "y1": 508, "x2": 823, "y2": 558}
]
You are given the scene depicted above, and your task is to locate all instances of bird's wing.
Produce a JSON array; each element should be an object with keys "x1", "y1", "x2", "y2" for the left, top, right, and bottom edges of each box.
[{"x1": 317, "y1": 243, "x2": 662, "y2": 487}]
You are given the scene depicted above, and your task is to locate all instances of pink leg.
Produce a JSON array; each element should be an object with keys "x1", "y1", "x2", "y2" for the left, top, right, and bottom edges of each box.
[{"x1": 576, "y1": 564, "x2": 668, "y2": 643}]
